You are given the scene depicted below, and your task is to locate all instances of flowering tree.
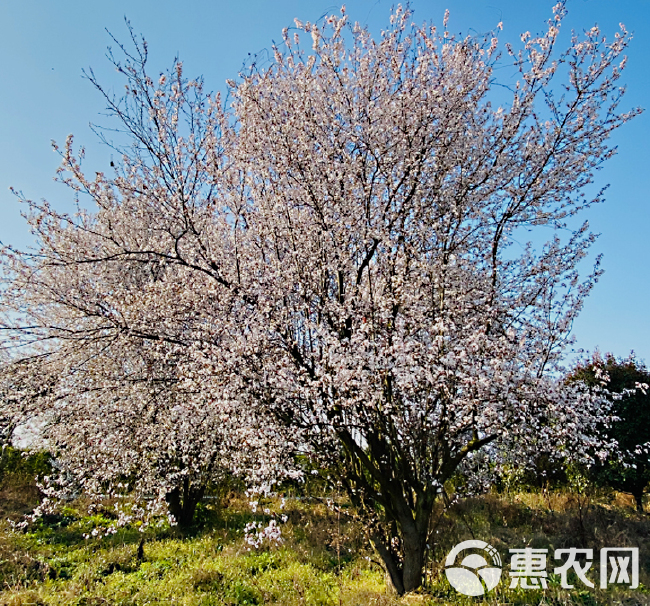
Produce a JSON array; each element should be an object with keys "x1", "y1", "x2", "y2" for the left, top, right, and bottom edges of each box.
[
  {"x1": 227, "y1": 4, "x2": 637, "y2": 592},
  {"x1": 0, "y1": 292, "x2": 282, "y2": 529},
  {"x1": 0, "y1": 32, "x2": 290, "y2": 528},
  {"x1": 1, "y1": 4, "x2": 639, "y2": 593}
]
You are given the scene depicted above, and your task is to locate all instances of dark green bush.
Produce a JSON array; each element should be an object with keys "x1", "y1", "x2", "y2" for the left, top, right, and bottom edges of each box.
[{"x1": 0, "y1": 446, "x2": 52, "y2": 484}]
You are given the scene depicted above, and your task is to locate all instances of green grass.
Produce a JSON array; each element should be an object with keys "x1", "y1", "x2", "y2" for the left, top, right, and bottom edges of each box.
[{"x1": 1, "y1": 477, "x2": 650, "y2": 605}]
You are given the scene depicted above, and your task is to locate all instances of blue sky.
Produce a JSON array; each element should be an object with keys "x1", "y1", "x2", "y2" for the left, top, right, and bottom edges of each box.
[{"x1": 1, "y1": 0, "x2": 648, "y2": 365}]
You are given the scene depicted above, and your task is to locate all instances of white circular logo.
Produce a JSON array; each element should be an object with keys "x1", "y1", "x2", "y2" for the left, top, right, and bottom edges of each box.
[{"x1": 444, "y1": 540, "x2": 502, "y2": 596}]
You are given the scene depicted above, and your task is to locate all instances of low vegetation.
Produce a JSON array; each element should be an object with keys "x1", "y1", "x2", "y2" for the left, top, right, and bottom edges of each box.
[{"x1": 1, "y1": 455, "x2": 649, "y2": 605}]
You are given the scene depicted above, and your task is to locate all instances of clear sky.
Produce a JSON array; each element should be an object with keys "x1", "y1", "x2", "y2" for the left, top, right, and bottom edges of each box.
[{"x1": 1, "y1": 0, "x2": 648, "y2": 365}]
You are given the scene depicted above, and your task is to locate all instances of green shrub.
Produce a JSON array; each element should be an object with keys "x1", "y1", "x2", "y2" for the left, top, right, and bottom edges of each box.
[{"x1": 0, "y1": 447, "x2": 52, "y2": 484}]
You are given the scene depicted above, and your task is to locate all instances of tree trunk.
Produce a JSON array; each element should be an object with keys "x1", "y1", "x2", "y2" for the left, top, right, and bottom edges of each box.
[
  {"x1": 371, "y1": 515, "x2": 429, "y2": 595},
  {"x1": 632, "y1": 488, "x2": 644, "y2": 513},
  {"x1": 402, "y1": 531, "x2": 427, "y2": 593},
  {"x1": 335, "y1": 426, "x2": 493, "y2": 595},
  {"x1": 165, "y1": 479, "x2": 205, "y2": 528}
]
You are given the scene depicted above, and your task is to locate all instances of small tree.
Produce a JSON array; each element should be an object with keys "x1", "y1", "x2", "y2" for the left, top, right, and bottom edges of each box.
[
  {"x1": 0, "y1": 335, "x2": 253, "y2": 528},
  {"x1": 570, "y1": 353, "x2": 650, "y2": 512},
  {"x1": 42, "y1": 346, "x2": 236, "y2": 528}
]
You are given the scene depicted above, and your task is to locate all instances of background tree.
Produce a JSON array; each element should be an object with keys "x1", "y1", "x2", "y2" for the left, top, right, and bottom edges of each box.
[
  {"x1": 0, "y1": 33, "x2": 291, "y2": 526},
  {"x1": 0, "y1": 313, "x2": 275, "y2": 529},
  {"x1": 37, "y1": 344, "x2": 241, "y2": 529},
  {"x1": 570, "y1": 353, "x2": 650, "y2": 513},
  {"x1": 0, "y1": 4, "x2": 638, "y2": 594}
]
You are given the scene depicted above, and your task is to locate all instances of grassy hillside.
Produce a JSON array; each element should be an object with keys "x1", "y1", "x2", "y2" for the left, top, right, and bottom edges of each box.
[{"x1": 1, "y1": 465, "x2": 649, "y2": 605}]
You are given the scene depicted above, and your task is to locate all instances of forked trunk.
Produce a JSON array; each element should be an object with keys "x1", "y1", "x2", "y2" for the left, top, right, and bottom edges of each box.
[{"x1": 371, "y1": 513, "x2": 430, "y2": 595}]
